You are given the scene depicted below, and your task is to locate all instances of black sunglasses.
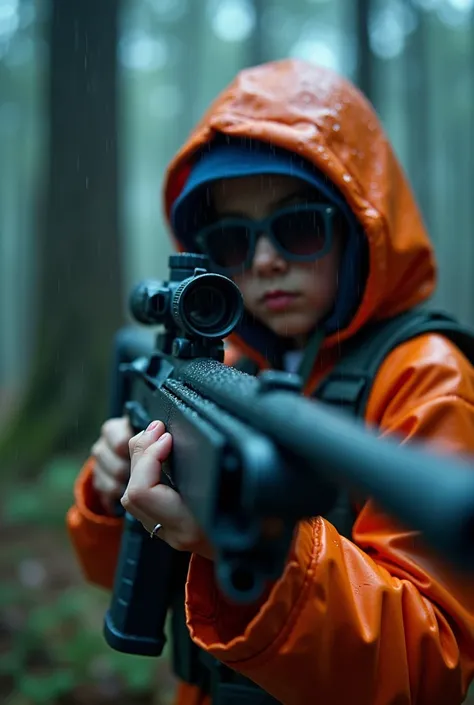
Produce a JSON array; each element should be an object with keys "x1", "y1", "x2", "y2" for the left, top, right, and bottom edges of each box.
[{"x1": 193, "y1": 202, "x2": 337, "y2": 274}]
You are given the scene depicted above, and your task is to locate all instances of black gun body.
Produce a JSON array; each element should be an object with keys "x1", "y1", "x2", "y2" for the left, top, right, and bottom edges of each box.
[
  {"x1": 176, "y1": 357, "x2": 474, "y2": 570},
  {"x1": 105, "y1": 346, "x2": 474, "y2": 658},
  {"x1": 124, "y1": 354, "x2": 301, "y2": 600},
  {"x1": 127, "y1": 353, "x2": 474, "y2": 577}
]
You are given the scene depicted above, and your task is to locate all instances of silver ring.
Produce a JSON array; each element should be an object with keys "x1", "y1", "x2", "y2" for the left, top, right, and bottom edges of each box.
[{"x1": 150, "y1": 523, "x2": 163, "y2": 539}]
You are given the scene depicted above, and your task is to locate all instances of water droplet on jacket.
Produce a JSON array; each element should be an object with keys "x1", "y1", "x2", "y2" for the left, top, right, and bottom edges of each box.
[
  {"x1": 342, "y1": 173, "x2": 352, "y2": 183},
  {"x1": 333, "y1": 123, "x2": 340, "y2": 132}
]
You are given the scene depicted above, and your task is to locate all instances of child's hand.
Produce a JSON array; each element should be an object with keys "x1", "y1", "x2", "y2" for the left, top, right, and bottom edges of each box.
[
  {"x1": 91, "y1": 417, "x2": 133, "y2": 514},
  {"x1": 121, "y1": 421, "x2": 215, "y2": 561}
]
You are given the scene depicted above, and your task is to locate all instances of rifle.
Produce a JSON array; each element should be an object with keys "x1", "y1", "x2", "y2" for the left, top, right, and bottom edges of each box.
[{"x1": 103, "y1": 252, "x2": 474, "y2": 660}]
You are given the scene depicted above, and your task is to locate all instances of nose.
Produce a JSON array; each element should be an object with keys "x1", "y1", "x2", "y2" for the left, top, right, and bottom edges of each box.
[{"x1": 251, "y1": 233, "x2": 288, "y2": 276}]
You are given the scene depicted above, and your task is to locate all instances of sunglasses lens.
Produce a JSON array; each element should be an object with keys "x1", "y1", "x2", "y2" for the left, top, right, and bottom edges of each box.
[
  {"x1": 273, "y1": 209, "x2": 328, "y2": 256},
  {"x1": 203, "y1": 224, "x2": 251, "y2": 269}
]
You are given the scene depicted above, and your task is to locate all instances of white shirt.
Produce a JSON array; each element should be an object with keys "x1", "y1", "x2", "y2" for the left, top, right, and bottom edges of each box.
[{"x1": 282, "y1": 349, "x2": 304, "y2": 375}]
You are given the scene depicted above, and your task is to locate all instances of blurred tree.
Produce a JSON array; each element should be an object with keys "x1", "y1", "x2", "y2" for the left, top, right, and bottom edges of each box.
[
  {"x1": 1, "y1": 0, "x2": 124, "y2": 473},
  {"x1": 403, "y1": 1, "x2": 432, "y2": 232},
  {"x1": 246, "y1": 0, "x2": 266, "y2": 66},
  {"x1": 355, "y1": 0, "x2": 374, "y2": 101}
]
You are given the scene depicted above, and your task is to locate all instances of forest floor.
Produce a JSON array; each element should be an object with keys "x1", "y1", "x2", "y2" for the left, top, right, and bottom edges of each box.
[{"x1": 0, "y1": 456, "x2": 178, "y2": 705}]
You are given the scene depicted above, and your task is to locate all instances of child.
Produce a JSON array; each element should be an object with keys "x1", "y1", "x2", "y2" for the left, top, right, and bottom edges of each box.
[{"x1": 67, "y1": 59, "x2": 474, "y2": 705}]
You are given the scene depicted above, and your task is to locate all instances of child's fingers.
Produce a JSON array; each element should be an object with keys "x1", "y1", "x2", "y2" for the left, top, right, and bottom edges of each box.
[
  {"x1": 124, "y1": 481, "x2": 184, "y2": 529},
  {"x1": 127, "y1": 432, "x2": 173, "y2": 494},
  {"x1": 92, "y1": 441, "x2": 130, "y2": 482},
  {"x1": 102, "y1": 417, "x2": 135, "y2": 459},
  {"x1": 92, "y1": 468, "x2": 125, "y2": 498},
  {"x1": 129, "y1": 420, "x2": 166, "y2": 460},
  {"x1": 120, "y1": 498, "x2": 160, "y2": 533}
]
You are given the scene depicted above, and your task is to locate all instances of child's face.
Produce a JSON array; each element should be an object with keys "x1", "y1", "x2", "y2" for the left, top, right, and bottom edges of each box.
[{"x1": 211, "y1": 175, "x2": 344, "y2": 345}]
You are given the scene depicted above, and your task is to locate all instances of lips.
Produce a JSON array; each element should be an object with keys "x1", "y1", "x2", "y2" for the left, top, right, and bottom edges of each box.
[{"x1": 262, "y1": 290, "x2": 299, "y2": 312}]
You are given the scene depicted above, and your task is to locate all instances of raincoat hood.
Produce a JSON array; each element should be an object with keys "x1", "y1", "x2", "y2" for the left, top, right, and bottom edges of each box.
[{"x1": 163, "y1": 59, "x2": 436, "y2": 355}]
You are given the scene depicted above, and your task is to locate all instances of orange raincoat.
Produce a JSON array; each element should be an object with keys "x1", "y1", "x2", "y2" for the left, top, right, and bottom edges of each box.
[{"x1": 68, "y1": 60, "x2": 474, "y2": 705}]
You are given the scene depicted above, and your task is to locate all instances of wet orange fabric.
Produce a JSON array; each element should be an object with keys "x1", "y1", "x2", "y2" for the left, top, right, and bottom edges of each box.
[{"x1": 67, "y1": 59, "x2": 474, "y2": 705}]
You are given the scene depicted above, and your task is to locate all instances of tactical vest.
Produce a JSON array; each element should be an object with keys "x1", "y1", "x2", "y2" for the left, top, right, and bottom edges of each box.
[{"x1": 170, "y1": 309, "x2": 474, "y2": 704}]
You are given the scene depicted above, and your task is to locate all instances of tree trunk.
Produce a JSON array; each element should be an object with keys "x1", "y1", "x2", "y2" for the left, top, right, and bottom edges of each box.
[
  {"x1": 246, "y1": 0, "x2": 266, "y2": 67},
  {"x1": 403, "y1": 3, "x2": 431, "y2": 232},
  {"x1": 1, "y1": 0, "x2": 123, "y2": 474},
  {"x1": 355, "y1": 0, "x2": 374, "y2": 102}
]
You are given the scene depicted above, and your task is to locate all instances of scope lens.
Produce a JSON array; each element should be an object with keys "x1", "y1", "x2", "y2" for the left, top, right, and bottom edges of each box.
[
  {"x1": 186, "y1": 286, "x2": 226, "y2": 331},
  {"x1": 176, "y1": 274, "x2": 243, "y2": 338}
]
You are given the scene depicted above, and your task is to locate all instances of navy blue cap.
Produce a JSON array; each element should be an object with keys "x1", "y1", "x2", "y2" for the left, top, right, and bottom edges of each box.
[
  {"x1": 170, "y1": 139, "x2": 367, "y2": 336},
  {"x1": 171, "y1": 141, "x2": 351, "y2": 244}
]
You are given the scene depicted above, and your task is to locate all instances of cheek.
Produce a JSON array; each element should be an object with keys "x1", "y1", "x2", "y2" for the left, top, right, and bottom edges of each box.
[
  {"x1": 232, "y1": 273, "x2": 264, "y2": 319},
  {"x1": 302, "y1": 256, "x2": 339, "y2": 300},
  {"x1": 232, "y1": 272, "x2": 252, "y2": 301}
]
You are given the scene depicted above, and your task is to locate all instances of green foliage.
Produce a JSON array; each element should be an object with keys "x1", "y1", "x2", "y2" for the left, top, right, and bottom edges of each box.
[
  {"x1": 1, "y1": 580, "x2": 160, "y2": 702},
  {"x1": 2, "y1": 456, "x2": 80, "y2": 527},
  {"x1": 0, "y1": 456, "x2": 173, "y2": 704}
]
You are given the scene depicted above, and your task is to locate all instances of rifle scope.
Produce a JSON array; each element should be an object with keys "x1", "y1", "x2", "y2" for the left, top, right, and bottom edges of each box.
[{"x1": 130, "y1": 254, "x2": 243, "y2": 340}]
